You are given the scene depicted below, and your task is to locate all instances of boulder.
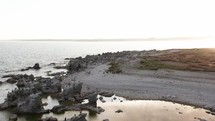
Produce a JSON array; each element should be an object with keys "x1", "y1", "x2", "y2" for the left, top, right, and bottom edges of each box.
[
  {"x1": 88, "y1": 93, "x2": 98, "y2": 106},
  {"x1": 15, "y1": 93, "x2": 46, "y2": 114},
  {"x1": 210, "y1": 105, "x2": 215, "y2": 112},
  {"x1": 115, "y1": 109, "x2": 123, "y2": 113},
  {"x1": 61, "y1": 82, "x2": 83, "y2": 101},
  {"x1": 51, "y1": 105, "x2": 66, "y2": 114},
  {"x1": 6, "y1": 78, "x2": 17, "y2": 84},
  {"x1": 68, "y1": 113, "x2": 87, "y2": 121},
  {"x1": 38, "y1": 117, "x2": 58, "y2": 121},
  {"x1": 33, "y1": 63, "x2": 41, "y2": 70},
  {"x1": 41, "y1": 79, "x2": 62, "y2": 93},
  {"x1": 9, "y1": 114, "x2": 18, "y2": 121}
]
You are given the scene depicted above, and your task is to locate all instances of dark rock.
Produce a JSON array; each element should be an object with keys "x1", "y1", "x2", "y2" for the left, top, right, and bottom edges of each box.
[
  {"x1": 47, "y1": 71, "x2": 66, "y2": 76},
  {"x1": 51, "y1": 105, "x2": 66, "y2": 114},
  {"x1": 20, "y1": 67, "x2": 32, "y2": 71},
  {"x1": 0, "y1": 81, "x2": 3, "y2": 85},
  {"x1": 9, "y1": 114, "x2": 18, "y2": 121},
  {"x1": 14, "y1": 93, "x2": 47, "y2": 114},
  {"x1": 115, "y1": 109, "x2": 123, "y2": 113},
  {"x1": 210, "y1": 105, "x2": 215, "y2": 112},
  {"x1": 81, "y1": 105, "x2": 105, "y2": 114},
  {"x1": 67, "y1": 58, "x2": 87, "y2": 73},
  {"x1": 40, "y1": 78, "x2": 62, "y2": 94},
  {"x1": 39, "y1": 117, "x2": 58, "y2": 121},
  {"x1": 42, "y1": 102, "x2": 48, "y2": 106},
  {"x1": 6, "y1": 78, "x2": 17, "y2": 84},
  {"x1": 61, "y1": 82, "x2": 83, "y2": 101},
  {"x1": 68, "y1": 113, "x2": 87, "y2": 121},
  {"x1": 99, "y1": 92, "x2": 114, "y2": 97},
  {"x1": 54, "y1": 66, "x2": 67, "y2": 69},
  {"x1": 103, "y1": 119, "x2": 109, "y2": 121},
  {"x1": 33, "y1": 63, "x2": 41, "y2": 70},
  {"x1": 88, "y1": 93, "x2": 98, "y2": 106}
]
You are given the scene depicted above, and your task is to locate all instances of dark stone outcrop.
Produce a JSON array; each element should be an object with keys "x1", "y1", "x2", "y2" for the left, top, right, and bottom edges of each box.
[
  {"x1": 9, "y1": 114, "x2": 18, "y2": 121},
  {"x1": 210, "y1": 105, "x2": 215, "y2": 112},
  {"x1": 33, "y1": 63, "x2": 41, "y2": 70},
  {"x1": 99, "y1": 91, "x2": 114, "y2": 97},
  {"x1": 51, "y1": 105, "x2": 66, "y2": 114},
  {"x1": 67, "y1": 58, "x2": 87, "y2": 73},
  {"x1": 67, "y1": 113, "x2": 87, "y2": 121},
  {"x1": 115, "y1": 109, "x2": 123, "y2": 113},
  {"x1": 87, "y1": 93, "x2": 98, "y2": 106},
  {"x1": 38, "y1": 117, "x2": 58, "y2": 121},
  {"x1": 61, "y1": 82, "x2": 83, "y2": 101},
  {"x1": 14, "y1": 93, "x2": 47, "y2": 114},
  {"x1": 4, "y1": 74, "x2": 34, "y2": 84},
  {"x1": 6, "y1": 78, "x2": 17, "y2": 84},
  {"x1": 39, "y1": 78, "x2": 62, "y2": 94}
]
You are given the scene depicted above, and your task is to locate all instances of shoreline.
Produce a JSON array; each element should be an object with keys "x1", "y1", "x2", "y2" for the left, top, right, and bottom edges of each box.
[
  {"x1": 1, "y1": 48, "x2": 215, "y2": 121},
  {"x1": 63, "y1": 49, "x2": 215, "y2": 110}
]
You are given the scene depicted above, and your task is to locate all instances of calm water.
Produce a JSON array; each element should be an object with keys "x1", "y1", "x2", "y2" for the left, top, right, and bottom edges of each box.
[
  {"x1": 1, "y1": 95, "x2": 215, "y2": 121},
  {"x1": 0, "y1": 40, "x2": 215, "y2": 121}
]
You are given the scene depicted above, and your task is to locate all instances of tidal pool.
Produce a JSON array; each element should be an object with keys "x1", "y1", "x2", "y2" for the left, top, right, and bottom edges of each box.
[{"x1": 1, "y1": 95, "x2": 214, "y2": 121}]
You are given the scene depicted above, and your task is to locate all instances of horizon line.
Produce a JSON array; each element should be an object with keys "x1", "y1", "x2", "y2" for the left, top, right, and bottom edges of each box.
[{"x1": 0, "y1": 36, "x2": 212, "y2": 42}]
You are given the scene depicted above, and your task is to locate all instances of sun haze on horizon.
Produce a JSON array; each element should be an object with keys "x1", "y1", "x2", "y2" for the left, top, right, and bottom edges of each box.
[{"x1": 0, "y1": 0, "x2": 215, "y2": 40}]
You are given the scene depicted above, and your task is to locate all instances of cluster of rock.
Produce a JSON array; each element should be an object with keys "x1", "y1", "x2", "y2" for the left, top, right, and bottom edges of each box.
[
  {"x1": 38, "y1": 113, "x2": 87, "y2": 121},
  {"x1": 66, "y1": 51, "x2": 149, "y2": 73},
  {"x1": 3, "y1": 74, "x2": 34, "y2": 84},
  {"x1": 0, "y1": 74, "x2": 62, "y2": 114},
  {"x1": 0, "y1": 73, "x2": 110, "y2": 121},
  {"x1": 20, "y1": 63, "x2": 41, "y2": 71}
]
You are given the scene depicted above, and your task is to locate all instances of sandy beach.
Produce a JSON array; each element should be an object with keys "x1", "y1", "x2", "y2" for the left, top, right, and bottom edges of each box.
[{"x1": 64, "y1": 49, "x2": 215, "y2": 109}]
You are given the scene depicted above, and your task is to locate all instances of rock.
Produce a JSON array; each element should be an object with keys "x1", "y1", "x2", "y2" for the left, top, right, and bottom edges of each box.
[
  {"x1": 115, "y1": 109, "x2": 123, "y2": 113},
  {"x1": 20, "y1": 67, "x2": 32, "y2": 71},
  {"x1": 51, "y1": 105, "x2": 66, "y2": 114},
  {"x1": 33, "y1": 63, "x2": 41, "y2": 70},
  {"x1": 15, "y1": 93, "x2": 47, "y2": 114},
  {"x1": 47, "y1": 71, "x2": 66, "y2": 76},
  {"x1": 53, "y1": 66, "x2": 67, "y2": 69},
  {"x1": 61, "y1": 82, "x2": 83, "y2": 101},
  {"x1": 67, "y1": 58, "x2": 87, "y2": 73},
  {"x1": 210, "y1": 105, "x2": 215, "y2": 112},
  {"x1": 88, "y1": 93, "x2": 98, "y2": 106},
  {"x1": 42, "y1": 102, "x2": 48, "y2": 106},
  {"x1": 73, "y1": 82, "x2": 83, "y2": 94},
  {"x1": 9, "y1": 114, "x2": 18, "y2": 121},
  {"x1": 0, "y1": 81, "x2": 3, "y2": 85},
  {"x1": 41, "y1": 78, "x2": 62, "y2": 93},
  {"x1": 99, "y1": 92, "x2": 114, "y2": 97},
  {"x1": 68, "y1": 113, "x2": 87, "y2": 121},
  {"x1": 39, "y1": 117, "x2": 58, "y2": 121},
  {"x1": 81, "y1": 105, "x2": 105, "y2": 114},
  {"x1": 103, "y1": 119, "x2": 109, "y2": 121},
  {"x1": 6, "y1": 78, "x2": 17, "y2": 84}
]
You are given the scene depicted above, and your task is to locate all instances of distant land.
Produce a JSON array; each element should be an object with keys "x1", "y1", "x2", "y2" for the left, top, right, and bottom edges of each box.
[{"x1": 0, "y1": 36, "x2": 210, "y2": 42}]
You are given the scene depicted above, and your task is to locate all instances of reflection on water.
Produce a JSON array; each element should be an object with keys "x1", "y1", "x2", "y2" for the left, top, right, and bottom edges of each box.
[{"x1": 1, "y1": 95, "x2": 212, "y2": 121}]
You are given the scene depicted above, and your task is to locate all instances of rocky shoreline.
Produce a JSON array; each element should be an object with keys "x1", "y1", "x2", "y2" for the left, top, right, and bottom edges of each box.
[{"x1": 1, "y1": 49, "x2": 215, "y2": 121}]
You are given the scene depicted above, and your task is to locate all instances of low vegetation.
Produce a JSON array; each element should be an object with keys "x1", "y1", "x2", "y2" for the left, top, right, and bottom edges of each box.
[
  {"x1": 140, "y1": 49, "x2": 215, "y2": 71},
  {"x1": 107, "y1": 61, "x2": 122, "y2": 73}
]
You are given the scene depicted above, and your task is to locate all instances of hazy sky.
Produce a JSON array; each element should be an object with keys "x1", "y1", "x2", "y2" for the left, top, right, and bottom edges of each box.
[{"x1": 0, "y1": 0, "x2": 215, "y2": 40}]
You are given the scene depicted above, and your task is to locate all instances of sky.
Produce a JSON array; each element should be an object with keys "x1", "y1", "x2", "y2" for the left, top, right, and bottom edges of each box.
[{"x1": 0, "y1": 0, "x2": 215, "y2": 40}]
